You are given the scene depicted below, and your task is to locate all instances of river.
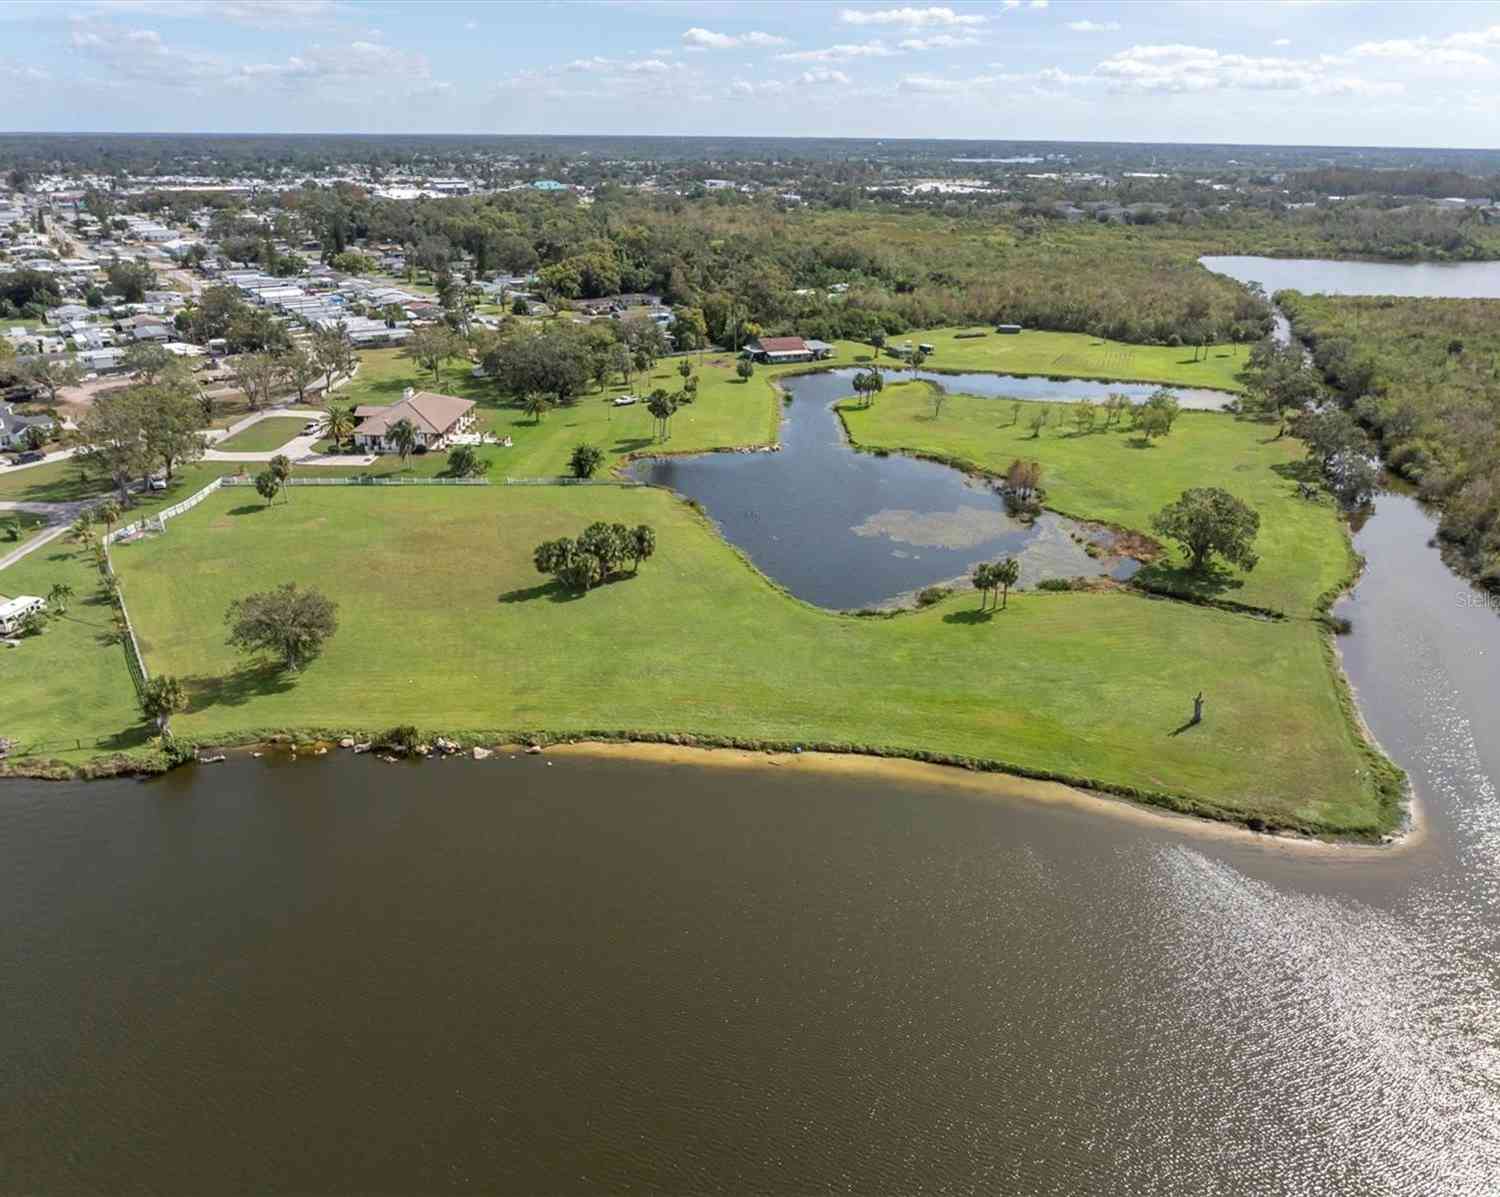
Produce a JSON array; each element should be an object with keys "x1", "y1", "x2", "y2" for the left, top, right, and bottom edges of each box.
[
  {"x1": 2, "y1": 487, "x2": 1497, "y2": 1195},
  {"x1": 7, "y1": 266, "x2": 1500, "y2": 1193}
]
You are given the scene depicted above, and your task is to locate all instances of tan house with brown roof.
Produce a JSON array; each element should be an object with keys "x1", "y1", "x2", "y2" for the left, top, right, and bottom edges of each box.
[{"x1": 353, "y1": 388, "x2": 477, "y2": 454}]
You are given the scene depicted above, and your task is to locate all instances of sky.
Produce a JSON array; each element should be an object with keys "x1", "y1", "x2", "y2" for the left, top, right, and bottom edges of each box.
[{"x1": 3, "y1": 0, "x2": 1500, "y2": 147}]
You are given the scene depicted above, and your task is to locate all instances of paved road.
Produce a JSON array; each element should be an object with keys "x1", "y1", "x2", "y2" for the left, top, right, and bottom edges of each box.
[
  {"x1": 203, "y1": 406, "x2": 378, "y2": 466},
  {"x1": 0, "y1": 497, "x2": 98, "y2": 574}
]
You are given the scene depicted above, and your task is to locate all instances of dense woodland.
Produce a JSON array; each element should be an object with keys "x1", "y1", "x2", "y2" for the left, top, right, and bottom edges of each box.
[{"x1": 1280, "y1": 292, "x2": 1500, "y2": 589}]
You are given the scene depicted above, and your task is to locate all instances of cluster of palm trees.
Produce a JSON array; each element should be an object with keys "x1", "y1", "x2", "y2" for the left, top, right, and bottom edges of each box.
[
  {"x1": 851, "y1": 368, "x2": 885, "y2": 407},
  {"x1": 972, "y1": 557, "x2": 1021, "y2": 612}
]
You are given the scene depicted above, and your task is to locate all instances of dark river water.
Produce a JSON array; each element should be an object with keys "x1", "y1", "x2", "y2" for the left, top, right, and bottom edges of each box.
[
  {"x1": 629, "y1": 370, "x2": 1141, "y2": 609},
  {"x1": 3, "y1": 489, "x2": 1498, "y2": 1195},
  {"x1": 1202, "y1": 254, "x2": 1500, "y2": 298}
]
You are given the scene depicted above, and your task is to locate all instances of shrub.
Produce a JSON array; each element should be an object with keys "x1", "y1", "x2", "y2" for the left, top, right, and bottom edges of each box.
[
  {"x1": 382, "y1": 725, "x2": 421, "y2": 754},
  {"x1": 916, "y1": 586, "x2": 951, "y2": 607},
  {"x1": 1036, "y1": 577, "x2": 1077, "y2": 592}
]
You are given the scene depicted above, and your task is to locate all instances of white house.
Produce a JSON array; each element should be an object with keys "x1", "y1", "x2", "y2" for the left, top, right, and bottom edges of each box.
[
  {"x1": 352, "y1": 389, "x2": 477, "y2": 454},
  {"x1": 0, "y1": 405, "x2": 56, "y2": 449}
]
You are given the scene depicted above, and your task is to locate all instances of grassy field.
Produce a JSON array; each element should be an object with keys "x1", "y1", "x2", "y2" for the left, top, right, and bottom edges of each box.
[
  {"x1": 92, "y1": 484, "x2": 1396, "y2": 835},
  {"x1": 889, "y1": 328, "x2": 1248, "y2": 393},
  {"x1": 0, "y1": 459, "x2": 100, "y2": 503},
  {"x1": 839, "y1": 382, "x2": 1352, "y2": 616},
  {"x1": 215, "y1": 416, "x2": 313, "y2": 453}
]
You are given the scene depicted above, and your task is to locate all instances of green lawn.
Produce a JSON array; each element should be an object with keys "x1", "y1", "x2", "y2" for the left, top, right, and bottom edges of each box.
[
  {"x1": 883, "y1": 327, "x2": 1248, "y2": 393},
  {"x1": 322, "y1": 325, "x2": 1246, "y2": 482},
  {"x1": 840, "y1": 381, "x2": 1353, "y2": 616},
  {"x1": 90, "y1": 485, "x2": 1394, "y2": 835},
  {"x1": 0, "y1": 459, "x2": 100, "y2": 503},
  {"x1": 215, "y1": 417, "x2": 314, "y2": 453}
]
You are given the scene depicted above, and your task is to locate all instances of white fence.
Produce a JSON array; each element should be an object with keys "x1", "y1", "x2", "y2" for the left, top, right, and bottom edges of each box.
[
  {"x1": 105, "y1": 476, "x2": 225, "y2": 545},
  {"x1": 505, "y1": 477, "x2": 643, "y2": 487},
  {"x1": 220, "y1": 475, "x2": 491, "y2": 487}
]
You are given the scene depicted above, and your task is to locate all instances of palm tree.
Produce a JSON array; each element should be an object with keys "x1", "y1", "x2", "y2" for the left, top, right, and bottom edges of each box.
[
  {"x1": 972, "y1": 562, "x2": 994, "y2": 610},
  {"x1": 270, "y1": 453, "x2": 293, "y2": 501},
  {"x1": 993, "y1": 557, "x2": 1021, "y2": 609},
  {"x1": 522, "y1": 393, "x2": 553, "y2": 425},
  {"x1": 326, "y1": 403, "x2": 356, "y2": 452},
  {"x1": 387, "y1": 417, "x2": 419, "y2": 463},
  {"x1": 96, "y1": 499, "x2": 121, "y2": 537},
  {"x1": 47, "y1": 582, "x2": 73, "y2": 613}
]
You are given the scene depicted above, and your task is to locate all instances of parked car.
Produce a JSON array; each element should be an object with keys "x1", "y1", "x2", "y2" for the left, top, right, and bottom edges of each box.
[
  {"x1": 9, "y1": 450, "x2": 44, "y2": 465},
  {"x1": 302, "y1": 420, "x2": 323, "y2": 435},
  {"x1": 612, "y1": 395, "x2": 638, "y2": 407},
  {"x1": 146, "y1": 475, "x2": 168, "y2": 491}
]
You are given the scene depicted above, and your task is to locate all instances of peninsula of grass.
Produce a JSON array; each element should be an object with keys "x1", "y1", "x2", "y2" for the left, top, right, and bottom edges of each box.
[
  {"x1": 213, "y1": 416, "x2": 313, "y2": 453},
  {"x1": 838, "y1": 381, "x2": 1353, "y2": 617},
  {"x1": 78, "y1": 484, "x2": 1400, "y2": 837}
]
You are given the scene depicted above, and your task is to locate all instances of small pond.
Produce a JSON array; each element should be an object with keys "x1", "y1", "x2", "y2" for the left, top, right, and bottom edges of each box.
[
  {"x1": 911, "y1": 370, "x2": 1235, "y2": 409},
  {"x1": 628, "y1": 370, "x2": 1139, "y2": 610}
]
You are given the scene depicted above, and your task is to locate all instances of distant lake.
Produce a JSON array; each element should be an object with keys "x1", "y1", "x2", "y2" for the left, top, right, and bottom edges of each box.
[{"x1": 1201, "y1": 255, "x2": 1500, "y2": 298}]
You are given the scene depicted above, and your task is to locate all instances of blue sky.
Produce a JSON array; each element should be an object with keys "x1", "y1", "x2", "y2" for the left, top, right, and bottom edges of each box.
[{"x1": 3, "y1": 1, "x2": 1500, "y2": 147}]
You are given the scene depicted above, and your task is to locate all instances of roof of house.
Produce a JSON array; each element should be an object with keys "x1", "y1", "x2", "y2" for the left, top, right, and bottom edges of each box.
[
  {"x1": 753, "y1": 336, "x2": 808, "y2": 353},
  {"x1": 354, "y1": 391, "x2": 475, "y2": 438}
]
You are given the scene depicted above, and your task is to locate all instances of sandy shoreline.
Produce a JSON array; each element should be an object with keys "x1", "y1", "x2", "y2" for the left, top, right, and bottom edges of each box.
[{"x1": 546, "y1": 740, "x2": 1422, "y2": 857}]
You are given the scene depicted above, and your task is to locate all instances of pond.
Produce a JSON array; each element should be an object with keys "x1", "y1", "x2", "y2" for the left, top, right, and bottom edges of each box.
[
  {"x1": 1201, "y1": 254, "x2": 1500, "y2": 298},
  {"x1": 628, "y1": 369, "x2": 1139, "y2": 610},
  {"x1": 912, "y1": 369, "x2": 1235, "y2": 409}
]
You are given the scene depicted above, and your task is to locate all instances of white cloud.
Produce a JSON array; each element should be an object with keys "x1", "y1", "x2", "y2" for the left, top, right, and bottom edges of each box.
[
  {"x1": 620, "y1": 57, "x2": 674, "y2": 74},
  {"x1": 89, "y1": 0, "x2": 339, "y2": 30},
  {"x1": 682, "y1": 27, "x2": 789, "y2": 50},
  {"x1": 1348, "y1": 27, "x2": 1498, "y2": 69},
  {"x1": 898, "y1": 33, "x2": 980, "y2": 50},
  {"x1": 729, "y1": 78, "x2": 787, "y2": 96},
  {"x1": 840, "y1": 6, "x2": 985, "y2": 28},
  {"x1": 796, "y1": 67, "x2": 852, "y2": 85},
  {"x1": 1272, "y1": 37, "x2": 1291, "y2": 47},
  {"x1": 1096, "y1": 42, "x2": 1399, "y2": 97},
  {"x1": 778, "y1": 41, "x2": 898, "y2": 62},
  {"x1": 1068, "y1": 20, "x2": 1119, "y2": 33}
]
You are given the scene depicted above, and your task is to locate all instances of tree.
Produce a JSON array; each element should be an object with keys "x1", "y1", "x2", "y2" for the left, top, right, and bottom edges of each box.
[
  {"x1": 628, "y1": 524, "x2": 656, "y2": 572},
  {"x1": 47, "y1": 582, "x2": 73, "y2": 613},
  {"x1": 972, "y1": 561, "x2": 995, "y2": 609},
  {"x1": 445, "y1": 443, "x2": 489, "y2": 478},
  {"x1": 511, "y1": 296, "x2": 530, "y2": 316},
  {"x1": 991, "y1": 557, "x2": 1020, "y2": 609},
  {"x1": 96, "y1": 499, "x2": 122, "y2": 535},
  {"x1": 1103, "y1": 392, "x2": 1132, "y2": 429},
  {"x1": 1028, "y1": 408, "x2": 1049, "y2": 438},
  {"x1": 139, "y1": 380, "x2": 208, "y2": 480},
  {"x1": 522, "y1": 391, "x2": 553, "y2": 424},
  {"x1": 74, "y1": 392, "x2": 153, "y2": 500},
  {"x1": 326, "y1": 403, "x2": 356, "y2": 451},
  {"x1": 577, "y1": 522, "x2": 630, "y2": 579},
  {"x1": 533, "y1": 537, "x2": 575, "y2": 577},
  {"x1": 255, "y1": 469, "x2": 281, "y2": 506},
  {"x1": 736, "y1": 357, "x2": 755, "y2": 383},
  {"x1": 1142, "y1": 389, "x2": 1181, "y2": 434},
  {"x1": 387, "y1": 418, "x2": 419, "y2": 464},
  {"x1": 282, "y1": 345, "x2": 322, "y2": 403},
  {"x1": 646, "y1": 389, "x2": 676, "y2": 440},
  {"x1": 569, "y1": 442, "x2": 605, "y2": 479},
  {"x1": 677, "y1": 358, "x2": 693, "y2": 383},
  {"x1": 122, "y1": 342, "x2": 174, "y2": 386},
  {"x1": 225, "y1": 582, "x2": 339, "y2": 672},
  {"x1": 911, "y1": 348, "x2": 928, "y2": 370},
  {"x1": 558, "y1": 551, "x2": 602, "y2": 594},
  {"x1": 140, "y1": 674, "x2": 187, "y2": 734},
  {"x1": 106, "y1": 259, "x2": 154, "y2": 303},
  {"x1": 864, "y1": 368, "x2": 884, "y2": 406},
  {"x1": 1074, "y1": 399, "x2": 1097, "y2": 435},
  {"x1": 270, "y1": 453, "x2": 293, "y2": 497},
  {"x1": 230, "y1": 352, "x2": 285, "y2": 412},
  {"x1": 403, "y1": 324, "x2": 458, "y2": 387},
  {"x1": 1152, "y1": 488, "x2": 1261, "y2": 575},
  {"x1": 19, "y1": 356, "x2": 82, "y2": 405},
  {"x1": 312, "y1": 324, "x2": 358, "y2": 389}
]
